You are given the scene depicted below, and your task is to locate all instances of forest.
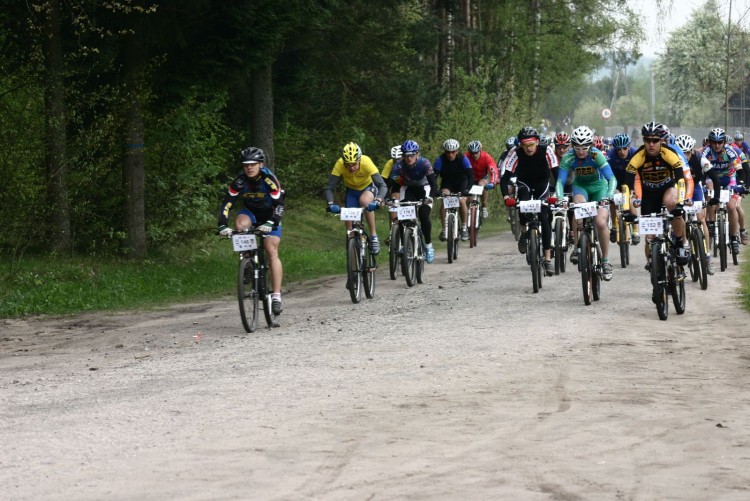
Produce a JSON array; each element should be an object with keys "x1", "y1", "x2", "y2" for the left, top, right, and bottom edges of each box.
[{"x1": 1, "y1": 0, "x2": 747, "y2": 264}]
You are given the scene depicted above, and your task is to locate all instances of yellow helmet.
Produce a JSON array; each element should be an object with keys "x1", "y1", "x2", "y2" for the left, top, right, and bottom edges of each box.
[{"x1": 341, "y1": 142, "x2": 362, "y2": 163}]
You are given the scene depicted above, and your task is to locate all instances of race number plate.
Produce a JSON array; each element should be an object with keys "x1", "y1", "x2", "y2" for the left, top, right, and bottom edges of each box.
[
  {"x1": 639, "y1": 216, "x2": 663, "y2": 235},
  {"x1": 573, "y1": 202, "x2": 597, "y2": 219},
  {"x1": 340, "y1": 207, "x2": 362, "y2": 221},
  {"x1": 397, "y1": 205, "x2": 417, "y2": 220},
  {"x1": 443, "y1": 196, "x2": 460, "y2": 209},
  {"x1": 519, "y1": 200, "x2": 542, "y2": 213},
  {"x1": 468, "y1": 184, "x2": 484, "y2": 196},
  {"x1": 612, "y1": 193, "x2": 624, "y2": 206},
  {"x1": 720, "y1": 189, "x2": 731, "y2": 203},
  {"x1": 232, "y1": 233, "x2": 258, "y2": 252},
  {"x1": 684, "y1": 201, "x2": 703, "y2": 214}
]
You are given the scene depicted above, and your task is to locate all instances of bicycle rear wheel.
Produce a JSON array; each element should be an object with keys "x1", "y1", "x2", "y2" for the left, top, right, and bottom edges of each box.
[
  {"x1": 416, "y1": 231, "x2": 425, "y2": 284},
  {"x1": 261, "y1": 256, "x2": 278, "y2": 328},
  {"x1": 592, "y1": 240, "x2": 601, "y2": 302},
  {"x1": 579, "y1": 232, "x2": 593, "y2": 305},
  {"x1": 347, "y1": 237, "x2": 362, "y2": 303},
  {"x1": 651, "y1": 243, "x2": 668, "y2": 320},
  {"x1": 669, "y1": 262, "x2": 686, "y2": 314},
  {"x1": 389, "y1": 222, "x2": 401, "y2": 280},
  {"x1": 363, "y1": 238, "x2": 376, "y2": 299},
  {"x1": 446, "y1": 212, "x2": 456, "y2": 264},
  {"x1": 690, "y1": 226, "x2": 708, "y2": 290},
  {"x1": 718, "y1": 214, "x2": 727, "y2": 271},
  {"x1": 401, "y1": 227, "x2": 417, "y2": 287},
  {"x1": 529, "y1": 228, "x2": 541, "y2": 293},
  {"x1": 618, "y1": 214, "x2": 629, "y2": 268},
  {"x1": 554, "y1": 218, "x2": 564, "y2": 275},
  {"x1": 237, "y1": 256, "x2": 259, "y2": 333}
]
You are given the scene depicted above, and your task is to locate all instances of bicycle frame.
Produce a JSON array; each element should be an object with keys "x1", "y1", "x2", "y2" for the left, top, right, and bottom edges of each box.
[
  {"x1": 339, "y1": 207, "x2": 376, "y2": 303},
  {"x1": 640, "y1": 208, "x2": 686, "y2": 320},
  {"x1": 571, "y1": 201, "x2": 603, "y2": 305},
  {"x1": 391, "y1": 200, "x2": 426, "y2": 287},
  {"x1": 228, "y1": 228, "x2": 277, "y2": 333}
]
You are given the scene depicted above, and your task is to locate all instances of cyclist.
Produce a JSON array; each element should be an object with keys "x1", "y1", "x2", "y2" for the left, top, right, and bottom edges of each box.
[
  {"x1": 435, "y1": 138, "x2": 473, "y2": 242},
  {"x1": 465, "y1": 140, "x2": 498, "y2": 218},
  {"x1": 556, "y1": 125, "x2": 617, "y2": 281},
  {"x1": 382, "y1": 145, "x2": 403, "y2": 228},
  {"x1": 324, "y1": 142, "x2": 388, "y2": 255},
  {"x1": 500, "y1": 136, "x2": 518, "y2": 224},
  {"x1": 628, "y1": 121, "x2": 693, "y2": 270},
  {"x1": 218, "y1": 147, "x2": 285, "y2": 315},
  {"x1": 390, "y1": 139, "x2": 439, "y2": 263},
  {"x1": 726, "y1": 139, "x2": 749, "y2": 245},
  {"x1": 501, "y1": 126, "x2": 559, "y2": 276},
  {"x1": 701, "y1": 127, "x2": 743, "y2": 255},
  {"x1": 733, "y1": 132, "x2": 750, "y2": 156},
  {"x1": 606, "y1": 133, "x2": 640, "y2": 244},
  {"x1": 676, "y1": 133, "x2": 720, "y2": 275}
]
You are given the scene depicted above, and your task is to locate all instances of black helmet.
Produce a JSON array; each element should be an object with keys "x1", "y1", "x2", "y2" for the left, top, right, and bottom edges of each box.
[
  {"x1": 517, "y1": 126, "x2": 540, "y2": 142},
  {"x1": 240, "y1": 147, "x2": 266, "y2": 164}
]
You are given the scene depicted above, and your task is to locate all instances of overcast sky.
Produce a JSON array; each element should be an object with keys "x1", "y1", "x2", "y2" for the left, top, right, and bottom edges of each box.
[{"x1": 630, "y1": 0, "x2": 750, "y2": 58}]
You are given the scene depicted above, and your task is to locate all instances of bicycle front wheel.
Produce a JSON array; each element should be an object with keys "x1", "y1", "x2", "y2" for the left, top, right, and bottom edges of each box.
[
  {"x1": 554, "y1": 218, "x2": 564, "y2": 275},
  {"x1": 510, "y1": 207, "x2": 520, "y2": 241},
  {"x1": 446, "y1": 212, "x2": 456, "y2": 264},
  {"x1": 401, "y1": 227, "x2": 417, "y2": 287},
  {"x1": 237, "y1": 256, "x2": 259, "y2": 333},
  {"x1": 718, "y1": 215, "x2": 727, "y2": 271},
  {"x1": 347, "y1": 237, "x2": 362, "y2": 303},
  {"x1": 261, "y1": 255, "x2": 278, "y2": 328},
  {"x1": 389, "y1": 222, "x2": 401, "y2": 280},
  {"x1": 618, "y1": 214, "x2": 629, "y2": 268},
  {"x1": 669, "y1": 262, "x2": 686, "y2": 314},
  {"x1": 690, "y1": 226, "x2": 708, "y2": 290},
  {"x1": 579, "y1": 232, "x2": 593, "y2": 305},
  {"x1": 363, "y1": 238, "x2": 376, "y2": 299},
  {"x1": 469, "y1": 205, "x2": 478, "y2": 248},
  {"x1": 651, "y1": 243, "x2": 668, "y2": 320},
  {"x1": 529, "y1": 228, "x2": 541, "y2": 293}
]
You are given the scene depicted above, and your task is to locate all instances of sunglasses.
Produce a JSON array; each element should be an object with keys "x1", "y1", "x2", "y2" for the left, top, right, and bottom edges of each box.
[
  {"x1": 710, "y1": 140, "x2": 724, "y2": 145},
  {"x1": 643, "y1": 137, "x2": 661, "y2": 144},
  {"x1": 573, "y1": 145, "x2": 590, "y2": 151},
  {"x1": 404, "y1": 153, "x2": 417, "y2": 158}
]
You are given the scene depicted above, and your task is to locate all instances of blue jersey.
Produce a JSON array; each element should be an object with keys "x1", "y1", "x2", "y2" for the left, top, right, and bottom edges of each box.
[
  {"x1": 606, "y1": 146, "x2": 636, "y2": 190},
  {"x1": 392, "y1": 157, "x2": 434, "y2": 187}
]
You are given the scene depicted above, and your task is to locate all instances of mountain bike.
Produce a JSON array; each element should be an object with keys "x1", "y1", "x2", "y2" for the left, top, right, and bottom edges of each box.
[
  {"x1": 518, "y1": 198, "x2": 545, "y2": 293},
  {"x1": 684, "y1": 201, "x2": 708, "y2": 290},
  {"x1": 612, "y1": 187, "x2": 633, "y2": 269},
  {"x1": 640, "y1": 207, "x2": 686, "y2": 321},
  {"x1": 226, "y1": 228, "x2": 278, "y2": 333},
  {"x1": 387, "y1": 203, "x2": 402, "y2": 280},
  {"x1": 467, "y1": 184, "x2": 484, "y2": 248},
  {"x1": 439, "y1": 193, "x2": 462, "y2": 263},
  {"x1": 571, "y1": 201, "x2": 604, "y2": 306},
  {"x1": 549, "y1": 197, "x2": 571, "y2": 275},
  {"x1": 394, "y1": 200, "x2": 427, "y2": 287},
  {"x1": 339, "y1": 206, "x2": 377, "y2": 304}
]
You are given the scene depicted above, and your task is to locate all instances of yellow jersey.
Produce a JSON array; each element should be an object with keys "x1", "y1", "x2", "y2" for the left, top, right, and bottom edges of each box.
[{"x1": 331, "y1": 155, "x2": 380, "y2": 191}]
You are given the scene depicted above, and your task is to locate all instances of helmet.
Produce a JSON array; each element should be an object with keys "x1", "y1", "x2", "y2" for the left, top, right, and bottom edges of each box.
[
  {"x1": 735, "y1": 132, "x2": 744, "y2": 141},
  {"x1": 570, "y1": 125, "x2": 594, "y2": 146},
  {"x1": 401, "y1": 139, "x2": 420, "y2": 155},
  {"x1": 604, "y1": 136, "x2": 613, "y2": 146},
  {"x1": 641, "y1": 121, "x2": 666, "y2": 138},
  {"x1": 240, "y1": 146, "x2": 266, "y2": 164},
  {"x1": 539, "y1": 135, "x2": 550, "y2": 147},
  {"x1": 667, "y1": 134, "x2": 677, "y2": 146},
  {"x1": 442, "y1": 138, "x2": 460, "y2": 152},
  {"x1": 517, "y1": 126, "x2": 540, "y2": 142},
  {"x1": 341, "y1": 142, "x2": 362, "y2": 163},
  {"x1": 708, "y1": 127, "x2": 726, "y2": 142},
  {"x1": 505, "y1": 136, "x2": 517, "y2": 150},
  {"x1": 390, "y1": 145, "x2": 402, "y2": 160},
  {"x1": 612, "y1": 133, "x2": 631, "y2": 149},
  {"x1": 554, "y1": 132, "x2": 571, "y2": 146},
  {"x1": 593, "y1": 136, "x2": 604, "y2": 149},
  {"x1": 675, "y1": 134, "x2": 695, "y2": 152},
  {"x1": 468, "y1": 140, "x2": 482, "y2": 153},
  {"x1": 703, "y1": 136, "x2": 710, "y2": 146},
  {"x1": 662, "y1": 125, "x2": 671, "y2": 139}
]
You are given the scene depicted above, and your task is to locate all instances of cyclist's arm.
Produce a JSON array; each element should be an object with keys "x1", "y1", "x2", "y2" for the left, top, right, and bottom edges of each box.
[
  {"x1": 462, "y1": 156, "x2": 474, "y2": 192},
  {"x1": 371, "y1": 173, "x2": 388, "y2": 201},
  {"x1": 427, "y1": 172, "x2": 439, "y2": 196},
  {"x1": 324, "y1": 174, "x2": 341, "y2": 204},
  {"x1": 600, "y1": 163, "x2": 617, "y2": 199},
  {"x1": 218, "y1": 179, "x2": 242, "y2": 228}
]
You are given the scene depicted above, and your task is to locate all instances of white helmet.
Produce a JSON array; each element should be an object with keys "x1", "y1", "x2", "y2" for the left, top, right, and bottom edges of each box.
[
  {"x1": 390, "y1": 145, "x2": 402, "y2": 160},
  {"x1": 571, "y1": 125, "x2": 594, "y2": 146},
  {"x1": 675, "y1": 134, "x2": 695, "y2": 152},
  {"x1": 442, "y1": 138, "x2": 460, "y2": 152}
]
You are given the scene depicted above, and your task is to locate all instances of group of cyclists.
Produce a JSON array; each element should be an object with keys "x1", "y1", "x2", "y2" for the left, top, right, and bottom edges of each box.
[{"x1": 215, "y1": 121, "x2": 748, "y2": 319}]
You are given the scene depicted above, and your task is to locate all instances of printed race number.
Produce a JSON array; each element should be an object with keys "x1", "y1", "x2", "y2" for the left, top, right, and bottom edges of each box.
[
  {"x1": 232, "y1": 233, "x2": 258, "y2": 252},
  {"x1": 443, "y1": 196, "x2": 460, "y2": 209},
  {"x1": 519, "y1": 200, "x2": 542, "y2": 213},
  {"x1": 397, "y1": 205, "x2": 417, "y2": 220},
  {"x1": 340, "y1": 207, "x2": 363, "y2": 221},
  {"x1": 639, "y1": 216, "x2": 663, "y2": 235},
  {"x1": 573, "y1": 202, "x2": 597, "y2": 219}
]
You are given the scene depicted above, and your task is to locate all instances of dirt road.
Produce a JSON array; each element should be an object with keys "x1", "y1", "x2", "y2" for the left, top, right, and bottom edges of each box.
[{"x1": 2, "y1": 232, "x2": 750, "y2": 500}]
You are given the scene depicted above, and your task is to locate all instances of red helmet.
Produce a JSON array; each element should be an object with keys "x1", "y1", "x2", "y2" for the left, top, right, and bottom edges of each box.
[
  {"x1": 593, "y1": 135, "x2": 604, "y2": 150},
  {"x1": 554, "y1": 132, "x2": 571, "y2": 146}
]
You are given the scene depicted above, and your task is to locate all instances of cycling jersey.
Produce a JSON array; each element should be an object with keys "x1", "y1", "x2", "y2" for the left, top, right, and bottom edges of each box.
[
  {"x1": 381, "y1": 158, "x2": 396, "y2": 180},
  {"x1": 391, "y1": 156, "x2": 439, "y2": 193},
  {"x1": 219, "y1": 167, "x2": 284, "y2": 228},
  {"x1": 702, "y1": 143, "x2": 741, "y2": 179},
  {"x1": 435, "y1": 152, "x2": 473, "y2": 192},
  {"x1": 606, "y1": 146, "x2": 636, "y2": 190},
  {"x1": 465, "y1": 150, "x2": 499, "y2": 184},
  {"x1": 330, "y1": 155, "x2": 381, "y2": 191},
  {"x1": 627, "y1": 145, "x2": 690, "y2": 200},
  {"x1": 500, "y1": 145, "x2": 558, "y2": 198},
  {"x1": 557, "y1": 147, "x2": 616, "y2": 200}
]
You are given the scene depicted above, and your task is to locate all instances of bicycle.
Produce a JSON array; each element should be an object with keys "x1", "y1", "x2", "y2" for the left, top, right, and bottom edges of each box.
[
  {"x1": 518, "y1": 198, "x2": 546, "y2": 293},
  {"x1": 549, "y1": 197, "x2": 572, "y2": 275},
  {"x1": 339, "y1": 206, "x2": 377, "y2": 304},
  {"x1": 709, "y1": 188, "x2": 735, "y2": 271},
  {"x1": 684, "y1": 200, "x2": 708, "y2": 290},
  {"x1": 571, "y1": 201, "x2": 605, "y2": 306},
  {"x1": 226, "y1": 228, "x2": 279, "y2": 333},
  {"x1": 612, "y1": 187, "x2": 634, "y2": 269},
  {"x1": 387, "y1": 202, "x2": 402, "y2": 280},
  {"x1": 640, "y1": 207, "x2": 687, "y2": 320},
  {"x1": 467, "y1": 184, "x2": 484, "y2": 248},
  {"x1": 394, "y1": 199, "x2": 427, "y2": 287},
  {"x1": 439, "y1": 193, "x2": 462, "y2": 263}
]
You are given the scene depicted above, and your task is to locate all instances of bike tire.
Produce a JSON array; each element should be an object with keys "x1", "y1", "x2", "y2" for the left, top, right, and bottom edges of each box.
[
  {"x1": 592, "y1": 240, "x2": 601, "y2": 302},
  {"x1": 530, "y1": 228, "x2": 540, "y2": 293},
  {"x1": 510, "y1": 208, "x2": 520, "y2": 241},
  {"x1": 261, "y1": 254, "x2": 278, "y2": 328},
  {"x1": 401, "y1": 228, "x2": 417, "y2": 287},
  {"x1": 446, "y1": 212, "x2": 456, "y2": 264},
  {"x1": 618, "y1": 214, "x2": 629, "y2": 269},
  {"x1": 389, "y1": 222, "x2": 401, "y2": 280},
  {"x1": 692, "y1": 227, "x2": 708, "y2": 290},
  {"x1": 363, "y1": 238, "x2": 376, "y2": 299},
  {"x1": 237, "y1": 256, "x2": 259, "y2": 333},
  {"x1": 580, "y1": 232, "x2": 593, "y2": 305},
  {"x1": 469, "y1": 205, "x2": 478, "y2": 248},
  {"x1": 416, "y1": 231, "x2": 425, "y2": 285},
  {"x1": 670, "y1": 263, "x2": 686, "y2": 314},
  {"x1": 554, "y1": 218, "x2": 564, "y2": 275},
  {"x1": 718, "y1": 215, "x2": 727, "y2": 271},
  {"x1": 651, "y1": 242, "x2": 668, "y2": 320},
  {"x1": 347, "y1": 237, "x2": 362, "y2": 303}
]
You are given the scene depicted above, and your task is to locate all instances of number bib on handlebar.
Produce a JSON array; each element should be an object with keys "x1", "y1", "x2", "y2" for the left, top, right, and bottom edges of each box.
[
  {"x1": 340, "y1": 207, "x2": 363, "y2": 221},
  {"x1": 232, "y1": 233, "x2": 258, "y2": 252},
  {"x1": 684, "y1": 201, "x2": 703, "y2": 215},
  {"x1": 720, "y1": 189, "x2": 731, "y2": 203},
  {"x1": 468, "y1": 184, "x2": 484, "y2": 195},
  {"x1": 519, "y1": 200, "x2": 542, "y2": 213},
  {"x1": 612, "y1": 193, "x2": 624, "y2": 206},
  {"x1": 397, "y1": 205, "x2": 417, "y2": 220},
  {"x1": 573, "y1": 202, "x2": 597, "y2": 219},
  {"x1": 638, "y1": 216, "x2": 663, "y2": 235},
  {"x1": 443, "y1": 196, "x2": 460, "y2": 209}
]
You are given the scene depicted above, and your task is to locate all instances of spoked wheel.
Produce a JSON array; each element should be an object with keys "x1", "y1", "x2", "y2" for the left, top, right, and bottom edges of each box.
[
  {"x1": 579, "y1": 233, "x2": 593, "y2": 305},
  {"x1": 363, "y1": 240, "x2": 376, "y2": 299},
  {"x1": 469, "y1": 205, "x2": 478, "y2": 248},
  {"x1": 554, "y1": 219, "x2": 565, "y2": 275},
  {"x1": 592, "y1": 244, "x2": 601, "y2": 302},
  {"x1": 446, "y1": 212, "x2": 456, "y2": 264},
  {"x1": 651, "y1": 243, "x2": 668, "y2": 320},
  {"x1": 237, "y1": 256, "x2": 259, "y2": 333},
  {"x1": 618, "y1": 214, "x2": 629, "y2": 268},
  {"x1": 389, "y1": 223, "x2": 401, "y2": 280},
  {"x1": 530, "y1": 228, "x2": 541, "y2": 293},
  {"x1": 261, "y1": 258, "x2": 278, "y2": 328},
  {"x1": 718, "y1": 216, "x2": 728, "y2": 271},
  {"x1": 347, "y1": 237, "x2": 362, "y2": 303},
  {"x1": 690, "y1": 227, "x2": 708, "y2": 290},
  {"x1": 416, "y1": 234, "x2": 425, "y2": 285},
  {"x1": 401, "y1": 228, "x2": 417, "y2": 287},
  {"x1": 669, "y1": 263, "x2": 686, "y2": 314}
]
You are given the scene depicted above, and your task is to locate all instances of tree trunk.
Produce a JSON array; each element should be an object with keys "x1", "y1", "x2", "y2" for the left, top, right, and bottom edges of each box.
[
  {"x1": 251, "y1": 65, "x2": 275, "y2": 171},
  {"x1": 531, "y1": 0, "x2": 541, "y2": 111},
  {"x1": 122, "y1": 26, "x2": 147, "y2": 259},
  {"x1": 43, "y1": 0, "x2": 71, "y2": 253}
]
